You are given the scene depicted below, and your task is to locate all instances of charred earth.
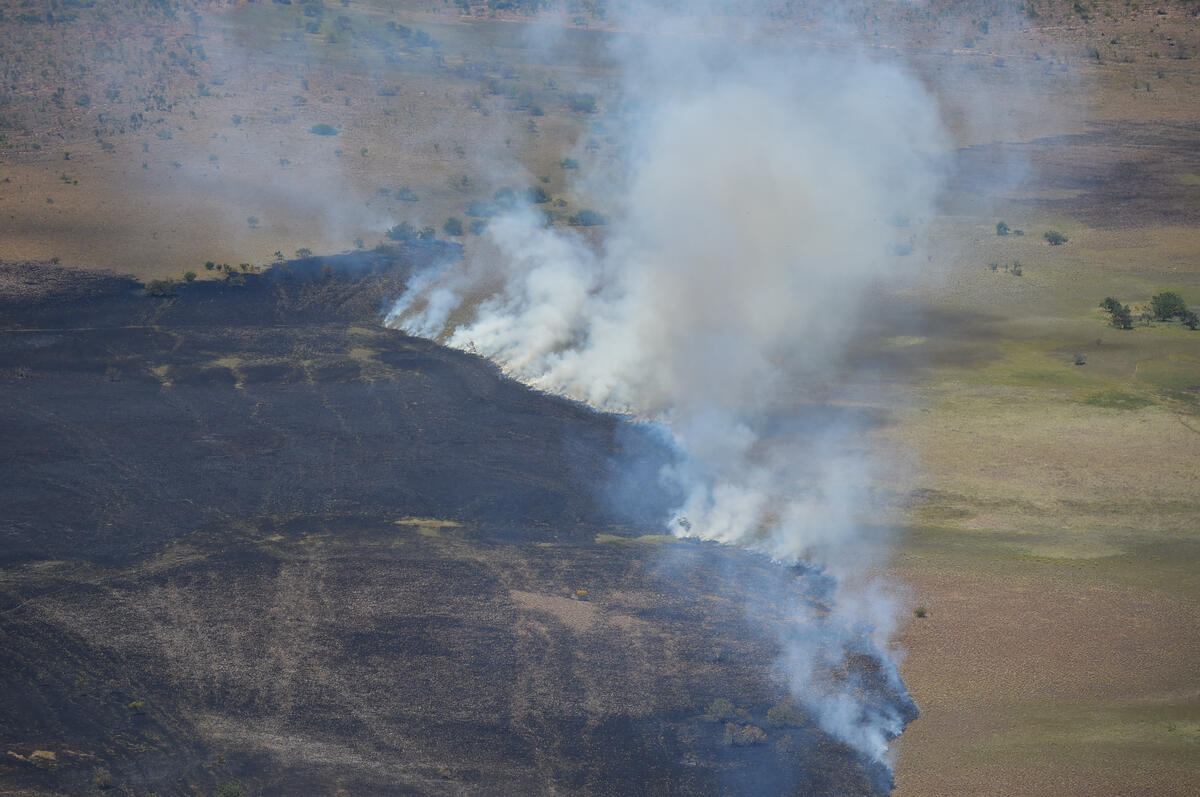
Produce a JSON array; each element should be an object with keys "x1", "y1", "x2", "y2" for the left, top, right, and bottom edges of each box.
[{"x1": 0, "y1": 253, "x2": 912, "y2": 795}]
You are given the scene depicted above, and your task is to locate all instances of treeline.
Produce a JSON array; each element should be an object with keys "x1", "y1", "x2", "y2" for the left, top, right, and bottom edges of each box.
[{"x1": 1100, "y1": 291, "x2": 1198, "y2": 329}]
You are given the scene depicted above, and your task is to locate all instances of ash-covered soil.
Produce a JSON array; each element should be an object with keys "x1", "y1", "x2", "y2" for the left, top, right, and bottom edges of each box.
[
  {"x1": 947, "y1": 120, "x2": 1200, "y2": 228},
  {"x1": 0, "y1": 253, "x2": 908, "y2": 796}
]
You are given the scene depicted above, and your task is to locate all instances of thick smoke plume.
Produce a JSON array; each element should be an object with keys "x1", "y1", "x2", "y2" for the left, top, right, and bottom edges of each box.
[{"x1": 388, "y1": 7, "x2": 949, "y2": 767}]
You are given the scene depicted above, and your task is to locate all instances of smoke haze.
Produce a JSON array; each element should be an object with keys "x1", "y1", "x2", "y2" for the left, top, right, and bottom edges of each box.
[{"x1": 388, "y1": 3, "x2": 952, "y2": 766}]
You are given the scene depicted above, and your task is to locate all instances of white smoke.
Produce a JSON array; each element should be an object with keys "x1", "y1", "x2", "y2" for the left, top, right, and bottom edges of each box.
[{"x1": 387, "y1": 17, "x2": 949, "y2": 767}]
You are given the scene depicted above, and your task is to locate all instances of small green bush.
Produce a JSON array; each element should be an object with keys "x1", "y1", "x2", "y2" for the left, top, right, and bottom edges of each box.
[
  {"x1": 996, "y1": 220, "x2": 1010, "y2": 236},
  {"x1": 144, "y1": 279, "x2": 176, "y2": 297},
  {"x1": 706, "y1": 698, "x2": 736, "y2": 721},
  {"x1": 1044, "y1": 230, "x2": 1068, "y2": 245},
  {"x1": 569, "y1": 209, "x2": 607, "y2": 226},
  {"x1": 214, "y1": 781, "x2": 245, "y2": 797},
  {"x1": 386, "y1": 222, "x2": 416, "y2": 242}
]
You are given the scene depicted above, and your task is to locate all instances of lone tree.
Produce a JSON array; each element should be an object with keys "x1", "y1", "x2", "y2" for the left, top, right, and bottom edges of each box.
[
  {"x1": 996, "y1": 220, "x2": 1010, "y2": 236},
  {"x1": 1100, "y1": 297, "x2": 1133, "y2": 329},
  {"x1": 1150, "y1": 291, "x2": 1188, "y2": 321},
  {"x1": 1044, "y1": 230, "x2": 1068, "y2": 245}
]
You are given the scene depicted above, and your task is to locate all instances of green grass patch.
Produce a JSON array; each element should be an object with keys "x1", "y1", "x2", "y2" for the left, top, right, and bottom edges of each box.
[
  {"x1": 1080, "y1": 390, "x2": 1154, "y2": 410},
  {"x1": 1134, "y1": 354, "x2": 1200, "y2": 412}
]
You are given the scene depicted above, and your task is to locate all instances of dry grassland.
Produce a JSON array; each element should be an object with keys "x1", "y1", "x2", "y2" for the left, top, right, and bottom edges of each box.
[{"x1": 2, "y1": 1, "x2": 1198, "y2": 794}]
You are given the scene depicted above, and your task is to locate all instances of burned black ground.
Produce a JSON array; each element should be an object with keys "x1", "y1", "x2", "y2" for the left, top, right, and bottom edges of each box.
[{"x1": 0, "y1": 255, "x2": 909, "y2": 796}]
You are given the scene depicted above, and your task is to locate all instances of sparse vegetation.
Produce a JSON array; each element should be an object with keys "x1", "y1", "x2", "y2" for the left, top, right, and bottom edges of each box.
[
  {"x1": 143, "y1": 279, "x2": 176, "y2": 297},
  {"x1": 91, "y1": 767, "x2": 113, "y2": 789},
  {"x1": 724, "y1": 723, "x2": 767, "y2": 746},
  {"x1": 705, "y1": 698, "x2": 736, "y2": 721},
  {"x1": 214, "y1": 782, "x2": 245, "y2": 797},
  {"x1": 568, "y1": 209, "x2": 607, "y2": 226},
  {"x1": 566, "y1": 92, "x2": 597, "y2": 113},
  {"x1": 386, "y1": 222, "x2": 416, "y2": 242},
  {"x1": 766, "y1": 703, "x2": 805, "y2": 727}
]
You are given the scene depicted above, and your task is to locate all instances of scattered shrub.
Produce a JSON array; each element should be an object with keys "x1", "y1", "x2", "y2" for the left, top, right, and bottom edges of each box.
[
  {"x1": 1044, "y1": 229, "x2": 1068, "y2": 245},
  {"x1": 566, "y1": 92, "x2": 597, "y2": 113},
  {"x1": 706, "y1": 698, "x2": 736, "y2": 721},
  {"x1": 913, "y1": 606, "x2": 929, "y2": 618},
  {"x1": 143, "y1": 279, "x2": 176, "y2": 297},
  {"x1": 214, "y1": 782, "x2": 245, "y2": 797},
  {"x1": 493, "y1": 186, "x2": 517, "y2": 209},
  {"x1": 91, "y1": 767, "x2": 113, "y2": 788},
  {"x1": 183, "y1": 271, "x2": 196, "y2": 283},
  {"x1": 766, "y1": 703, "x2": 805, "y2": 728},
  {"x1": 309, "y1": 123, "x2": 338, "y2": 136},
  {"x1": 386, "y1": 222, "x2": 416, "y2": 242},
  {"x1": 724, "y1": 723, "x2": 767, "y2": 746},
  {"x1": 996, "y1": 220, "x2": 1010, "y2": 236},
  {"x1": 568, "y1": 209, "x2": 607, "y2": 226}
]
